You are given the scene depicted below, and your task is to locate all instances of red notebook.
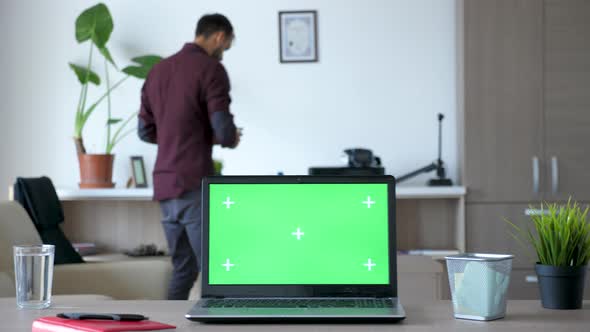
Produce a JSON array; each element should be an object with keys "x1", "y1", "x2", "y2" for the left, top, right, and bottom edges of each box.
[{"x1": 32, "y1": 316, "x2": 176, "y2": 332}]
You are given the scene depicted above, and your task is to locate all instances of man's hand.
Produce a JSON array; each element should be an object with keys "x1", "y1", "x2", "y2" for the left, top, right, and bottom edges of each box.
[
  {"x1": 212, "y1": 127, "x2": 242, "y2": 148},
  {"x1": 231, "y1": 127, "x2": 242, "y2": 148},
  {"x1": 210, "y1": 112, "x2": 240, "y2": 148}
]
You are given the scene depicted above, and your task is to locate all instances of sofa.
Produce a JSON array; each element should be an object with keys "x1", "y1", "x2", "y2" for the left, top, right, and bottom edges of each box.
[{"x1": 0, "y1": 201, "x2": 172, "y2": 299}]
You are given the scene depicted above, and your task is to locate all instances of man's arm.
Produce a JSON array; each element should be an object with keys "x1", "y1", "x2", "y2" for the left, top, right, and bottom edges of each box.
[
  {"x1": 137, "y1": 79, "x2": 157, "y2": 144},
  {"x1": 206, "y1": 63, "x2": 238, "y2": 148},
  {"x1": 138, "y1": 117, "x2": 157, "y2": 144}
]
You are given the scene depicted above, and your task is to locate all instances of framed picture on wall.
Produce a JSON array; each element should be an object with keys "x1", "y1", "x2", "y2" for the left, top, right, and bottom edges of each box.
[
  {"x1": 279, "y1": 10, "x2": 318, "y2": 63},
  {"x1": 130, "y1": 156, "x2": 148, "y2": 188}
]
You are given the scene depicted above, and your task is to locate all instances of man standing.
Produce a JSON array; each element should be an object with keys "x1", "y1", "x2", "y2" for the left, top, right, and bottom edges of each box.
[{"x1": 138, "y1": 14, "x2": 240, "y2": 300}]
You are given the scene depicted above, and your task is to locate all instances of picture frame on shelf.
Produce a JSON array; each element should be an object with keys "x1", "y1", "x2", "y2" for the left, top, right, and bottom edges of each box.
[
  {"x1": 130, "y1": 156, "x2": 148, "y2": 188},
  {"x1": 278, "y1": 10, "x2": 318, "y2": 63}
]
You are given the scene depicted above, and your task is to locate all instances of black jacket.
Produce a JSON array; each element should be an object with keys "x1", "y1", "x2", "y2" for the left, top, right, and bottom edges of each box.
[{"x1": 14, "y1": 177, "x2": 84, "y2": 264}]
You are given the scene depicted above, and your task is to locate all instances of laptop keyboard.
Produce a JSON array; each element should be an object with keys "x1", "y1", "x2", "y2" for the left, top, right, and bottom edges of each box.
[{"x1": 203, "y1": 298, "x2": 394, "y2": 308}]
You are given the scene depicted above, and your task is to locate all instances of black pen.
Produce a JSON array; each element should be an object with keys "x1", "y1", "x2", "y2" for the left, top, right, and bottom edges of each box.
[{"x1": 57, "y1": 313, "x2": 148, "y2": 321}]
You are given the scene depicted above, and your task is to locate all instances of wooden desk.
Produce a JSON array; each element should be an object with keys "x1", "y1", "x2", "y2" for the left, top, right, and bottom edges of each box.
[{"x1": 0, "y1": 298, "x2": 588, "y2": 331}]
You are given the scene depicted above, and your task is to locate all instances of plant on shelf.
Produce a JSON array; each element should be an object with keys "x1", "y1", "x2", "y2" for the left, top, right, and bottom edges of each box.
[
  {"x1": 213, "y1": 159, "x2": 223, "y2": 176},
  {"x1": 103, "y1": 55, "x2": 163, "y2": 155},
  {"x1": 505, "y1": 199, "x2": 590, "y2": 309},
  {"x1": 69, "y1": 3, "x2": 162, "y2": 188}
]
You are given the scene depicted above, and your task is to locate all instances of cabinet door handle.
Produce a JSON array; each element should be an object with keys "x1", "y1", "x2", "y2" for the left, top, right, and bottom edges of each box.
[
  {"x1": 551, "y1": 156, "x2": 559, "y2": 195},
  {"x1": 532, "y1": 156, "x2": 540, "y2": 194}
]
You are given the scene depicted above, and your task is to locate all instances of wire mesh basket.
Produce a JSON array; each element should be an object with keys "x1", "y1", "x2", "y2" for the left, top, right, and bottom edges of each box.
[{"x1": 445, "y1": 253, "x2": 514, "y2": 321}]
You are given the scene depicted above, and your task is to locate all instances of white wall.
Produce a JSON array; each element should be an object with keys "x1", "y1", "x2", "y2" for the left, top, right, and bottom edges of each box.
[{"x1": 0, "y1": 0, "x2": 458, "y2": 194}]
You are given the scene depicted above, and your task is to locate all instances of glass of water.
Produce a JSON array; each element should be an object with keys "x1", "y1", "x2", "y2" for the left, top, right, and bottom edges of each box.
[{"x1": 13, "y1": 244, "x2": 55, "y2": 309}]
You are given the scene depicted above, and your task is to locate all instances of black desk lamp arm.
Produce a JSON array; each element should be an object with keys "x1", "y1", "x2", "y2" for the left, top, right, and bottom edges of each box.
[{"x1": 396, "y1": 162, "x2": 438, "y2": 183}]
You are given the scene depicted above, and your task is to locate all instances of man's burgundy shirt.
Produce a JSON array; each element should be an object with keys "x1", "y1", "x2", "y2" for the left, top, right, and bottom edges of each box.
[{"x1": 139, "y1": 43, "x2": 233, "y2": 201}]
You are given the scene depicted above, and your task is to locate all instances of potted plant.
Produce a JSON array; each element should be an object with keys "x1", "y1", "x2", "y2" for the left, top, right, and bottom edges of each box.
[
  {"x1": 506, "y1": 200, "x2": 590, "y2": 309},
  {"x1": 213, "y1": 159, "x2": 223, "y2": 176},
  {"x1": 70, "y1": 3, "x2": 161, "y2": 188}
]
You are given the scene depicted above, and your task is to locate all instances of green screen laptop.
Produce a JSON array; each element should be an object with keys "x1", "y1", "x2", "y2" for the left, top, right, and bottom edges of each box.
[{"x1": 186, "y1": 176, "x2": 405, "y2": 322}]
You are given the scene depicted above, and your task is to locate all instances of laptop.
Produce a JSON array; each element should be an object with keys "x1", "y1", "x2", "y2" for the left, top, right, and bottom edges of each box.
[{"x1": 186, "y1": 176, "x2": 405, "y2": 322}]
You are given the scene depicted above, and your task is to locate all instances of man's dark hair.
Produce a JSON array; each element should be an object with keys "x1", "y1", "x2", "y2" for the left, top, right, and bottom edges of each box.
[{"x1": 195, "y1": 14, "x2": 234, "y2": 38}]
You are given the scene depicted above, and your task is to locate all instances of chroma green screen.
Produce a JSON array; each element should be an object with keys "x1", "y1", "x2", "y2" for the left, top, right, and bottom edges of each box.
[{"x1": 208, "y1": 183, "x2": 390, "y2": 285}]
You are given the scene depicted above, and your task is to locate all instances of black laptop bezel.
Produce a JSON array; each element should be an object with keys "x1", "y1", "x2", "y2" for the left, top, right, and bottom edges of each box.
[{"x1": 200, "y1": 175, "x2": 397, "y2": 298}]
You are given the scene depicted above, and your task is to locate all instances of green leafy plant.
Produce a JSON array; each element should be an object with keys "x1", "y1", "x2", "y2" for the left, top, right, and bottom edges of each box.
[
  {"x1": 505, "y1": 200, "x2": 590, "y2": 267},
  {"x1": 70, "y1": 3, "x2": 162, "y2": 154},
  {"x1": 213, "y1": 159, "x2": 223, "y2": 175},
  {"x1": 102, "y1": 55, "x2": 163, "y2": 154}
]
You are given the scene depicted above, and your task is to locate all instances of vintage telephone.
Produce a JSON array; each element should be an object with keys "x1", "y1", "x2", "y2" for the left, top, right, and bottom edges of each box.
[
  {"x1": 342, "y1": 148, "x2": 382, "y2": 168},
  {"x1": 308, "y1": 148, "x2": 384, "y2": 176}
]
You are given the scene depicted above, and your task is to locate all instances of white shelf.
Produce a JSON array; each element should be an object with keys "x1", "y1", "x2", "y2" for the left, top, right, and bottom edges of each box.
[
  {"x1": 56, "y1": 188, "x2": 153, "y2": 201},
  {"x1": 56, "y1": 186, "x2": 466, "y2": 201},
  {"x1": 396, "y1": 186, "x2": 466, "y2": 199}
]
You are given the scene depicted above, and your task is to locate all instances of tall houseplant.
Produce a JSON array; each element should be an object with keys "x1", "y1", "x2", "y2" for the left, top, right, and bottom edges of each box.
[
  {"x1": 70, "y1": 3, "x2": 161, "y2": 188},
  {"x1": 506, "y1": 200, "x2": 590, "y2": 309}
]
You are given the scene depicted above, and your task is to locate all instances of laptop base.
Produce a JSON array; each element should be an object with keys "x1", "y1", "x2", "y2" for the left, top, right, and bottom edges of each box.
[
  {"x1": 188, "y1": 316, "x2": 406, "y2": 324},
  {"x1": 186, "y1": 298, "x2": 406, "y2": 323}
]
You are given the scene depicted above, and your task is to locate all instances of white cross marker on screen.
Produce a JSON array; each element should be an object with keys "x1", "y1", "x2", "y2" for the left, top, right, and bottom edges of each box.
[
  {"x1": 363, "y1": 196, "x2": 375, "y2": 208},
  {"x1": 364, "y1": 258, "x2": 376, "y2": 271},
  {"x1": 291, "y1": 228, "x2": 305, "y2": 240},
  {"x1": 222, "y1": 259, "x2": 235, "y2": 271},
  {"x1": 223, "y1": 197, "x2": 235, "y2": 209}
]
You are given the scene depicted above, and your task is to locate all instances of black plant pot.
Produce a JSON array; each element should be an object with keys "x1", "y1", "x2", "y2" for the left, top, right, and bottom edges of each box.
[{"x1": 535, "y1": 264, "x2": 587, "y2": 310}]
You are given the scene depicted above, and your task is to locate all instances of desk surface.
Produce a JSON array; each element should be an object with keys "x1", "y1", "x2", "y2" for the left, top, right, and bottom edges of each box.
[
  {"x1": 56, "y1": 186, "x2": 467, "y2": 201},
  {"x1": 1, "y1": 298, "x2": 588, "y2": 331}
]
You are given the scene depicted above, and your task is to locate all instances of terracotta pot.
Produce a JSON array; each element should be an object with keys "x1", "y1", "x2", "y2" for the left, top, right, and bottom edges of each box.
[{"x1": 78, "y1": 154, "x2": 115, "y2": 188}]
